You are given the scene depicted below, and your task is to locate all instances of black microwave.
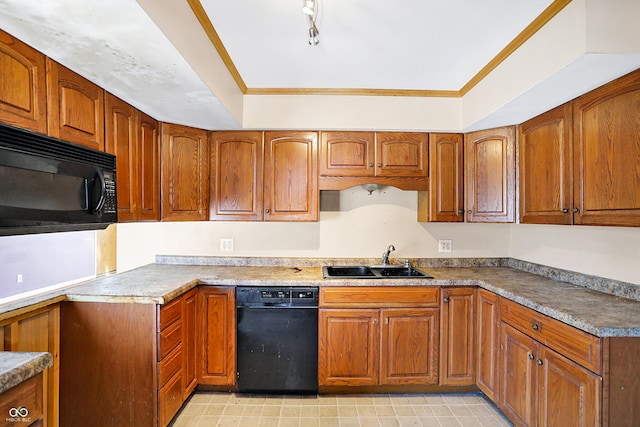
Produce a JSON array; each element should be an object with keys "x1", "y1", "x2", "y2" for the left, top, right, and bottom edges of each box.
[{"x1": 0, "y1": 123, "x2": 117, "y2": 235}]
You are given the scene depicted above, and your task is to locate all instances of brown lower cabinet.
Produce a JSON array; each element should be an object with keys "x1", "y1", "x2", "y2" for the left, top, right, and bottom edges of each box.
[
  {"x1": 0, "y1": 372, "x2": 44, "y2": 427},
  {"x1": 0, "y1": 304, "x2": 60, "y2": 427},
  {"x1": 439, "y1": 287, "x2": 475, "y2": 386},
  {"x1": 318, "y1": 287, "x2": 440, "y2": 390}
]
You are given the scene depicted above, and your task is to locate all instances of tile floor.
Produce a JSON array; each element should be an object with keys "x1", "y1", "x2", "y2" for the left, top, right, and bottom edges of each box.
[{"x1": 170, "y1": 392, "x2": 514, "y2": 427}]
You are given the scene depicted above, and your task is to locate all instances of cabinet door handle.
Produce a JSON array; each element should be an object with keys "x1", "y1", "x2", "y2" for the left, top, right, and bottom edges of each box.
[
  {"x1": 532, "y1": 323, "x2": 539, "y2": 331},
  {"x1": 562, "y1": 208, "x2": 569, "y2": 213},
  {"x1": 537, "y1": 359, "x2": 544, "y2": 366},
  {"x1": 467, "y1": 210, "x2": 472, "y2": 214},
  {"x1": 443, "y1": 297, "x2": 449, "y2": 303},
  {"x1": 377, "y1": 163, "x2": 382, "y2": 168},
  {"x1": 368, "y1": 162, "x2": 374, "y2": 168},
  {"x1": 265, "y1": 208, "x2": 270, "y2": 214},
  {"x1": 573, "y1": 208, "x2": 579, "y2": 213},
  {"x1": 458, "y1": 209, "x2": 465, "y2": 214},
  {"x1": 528, "y1": 353, "x2": 535, "y2": 360}
]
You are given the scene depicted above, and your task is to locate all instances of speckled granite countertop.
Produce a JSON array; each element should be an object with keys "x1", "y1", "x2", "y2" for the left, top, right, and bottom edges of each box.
[
  {"x1": 53, "y1": 256, "x2": 640, "y2": 338},
  {"x1": 0, "y1": 352, "x2": 52, "y2": 394},
  {"x1": 2, "y1": 257, "x2": 640, "y2": 338}
]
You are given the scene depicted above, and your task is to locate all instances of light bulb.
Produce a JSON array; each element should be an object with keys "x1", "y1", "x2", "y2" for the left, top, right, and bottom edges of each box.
[{"x1": 302, "y1": 0, "x2": 315, "y2": 15}]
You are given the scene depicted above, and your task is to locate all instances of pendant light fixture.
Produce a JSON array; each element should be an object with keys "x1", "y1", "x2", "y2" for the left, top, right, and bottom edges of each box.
[{"x1": 302, "y1": 0, "x2": 319, "y2": 46}]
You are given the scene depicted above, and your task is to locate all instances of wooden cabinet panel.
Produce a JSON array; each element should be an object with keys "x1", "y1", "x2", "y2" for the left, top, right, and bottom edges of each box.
[
  {"x1": 158, "y1": 370, "x2": 183, "y2": 427},
  {"x1": 501, "y1": 298, "x2": 601, "y2": 374},
  {"x1": 573, "y1": 69, "x2": 640, "y2": 226},
  {"x1": 196, "y1": 287, "x2": 235, "y2": 385},
  {"x1": 375, "y1": 132, "x2": 428, "y2": 177},
  {"x1": 538, "y1": 346, "x2": 601, "y2": 427},
  {"x1": 105, "y1": 93, "x2": 137, "y2": 221},
  {"x1": 440, "y1": 288, "x2": 475, "y2": 386},
  {"x1": 210, "y1": 131, "x2": 263, "y2": 220},
  {"x1": 46, "y1": 58, "x2": 104, "y2": 151},
  {"x1": 263, "y1": 131, "x2": 318, "y2": 221},
  {"x1": 182, "y1": 289, "x2": 197, "y2": 397},
  {"x1": 381, "y1": 308, "x2": 439, "y2": 385},
  {"x1": 0, "y1": 29, "x2": 47, "y2": 133},
  {"x1": 136, "y1": 111, "x2": 160, "y2": 221},
  {"x1": 501, "y1": 323, "x2": 538, "y2": 427},
  {"x1": 476, "y1": 289, "x2": 500, "y2": 402},
  {"x1": 0, "y1": 372, "x2": 44, "y2": 427},
  {"x1": 320, "y1": 286, "x2": 439, "y2": 308},
  {"x1": 320, "y1": 131, "x2": 375, "y2": 176},
  {"x1": 426, "y1": 133, "x2": 464, "y2": 222},
  {"x1": 161, "y1": 123, "x2": 209, "y2": 221},
  {"x1": 158, "y1": 319, "x2": 181, "y2": 360},
  {"x1": 2, "y1": 305, "x2": 60, "y2": 427},
  {"x1": 158, "y1": 344, "x2": 182, "y2": 387},
  {"x1": 464, "y1": 126, "x2": 516, "y2": 222},
  {"x1": 519, "y1": 103, "x2": 573, "y2": 224},
  {"x1": 318, "y1": 308, "x2": 379, "y2": 387}
]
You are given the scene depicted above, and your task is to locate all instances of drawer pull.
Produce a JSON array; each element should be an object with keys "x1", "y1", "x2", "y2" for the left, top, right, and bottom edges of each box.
[
  {"x1": 528, "y1": 353, "x2": 535, "y2": 360},
  {"x1": 537, "y1": 359, "x2": 544, "y2": 366},
  {"x1": 443, "y1": 297, "x2": 449, "y2": 303},
  {"x1": 532, "y1": 323, "x2": 539, "y2": 331}
]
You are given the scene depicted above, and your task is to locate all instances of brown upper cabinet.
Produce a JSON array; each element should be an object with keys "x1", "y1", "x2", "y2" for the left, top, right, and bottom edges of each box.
[
  {"x1": 0, "y1": 29, "x2": 47, "y2": 134},
  {"x1": 264, "y1": 131, "x2": 318, "y2": 221},
  {"x1": 464, "y1": 126, "x2": 516, "y2": 223},
  {"x1": 105, "y1": 93, "x2": 160, "y2": 222},
  {"x1": 572, "y1": 69, "x2": 640, "y2": 227},
  {"x1": 46, "y1": 58, "x2": 105, "y2": 151},
  {"x1": 161, "y1": 123, "x2": 210, "y2": 221},
  {"x1": 319, "y1": 131, "x2": 428, "y2": 190},
  {"x1": 420, "y1": 133, "x2": 465, "y2": 222},
  {"x1": 519, "y1": 103, "x2": 573, "y2": 225},
  {"x1": 210, "y1": 131, "x2": 264, "y2": 221},
  {"x1": 211, "y1": 131, "x2": 318, "y2": 222}
]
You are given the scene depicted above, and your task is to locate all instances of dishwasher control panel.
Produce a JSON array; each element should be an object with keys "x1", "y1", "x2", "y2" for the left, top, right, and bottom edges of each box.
[{"x1": 237, "y1": 287, "x2": 318, "y2": 307}]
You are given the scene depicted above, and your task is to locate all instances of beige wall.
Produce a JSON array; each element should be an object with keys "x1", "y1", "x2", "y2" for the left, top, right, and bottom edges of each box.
[{"x1": 116, "y1": 187, "x2": 640, "y2": 286}]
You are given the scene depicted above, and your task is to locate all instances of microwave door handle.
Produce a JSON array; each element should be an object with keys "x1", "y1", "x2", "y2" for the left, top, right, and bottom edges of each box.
[{"x1": 89, "y1": 170, "x2": 106, "y2": 213}]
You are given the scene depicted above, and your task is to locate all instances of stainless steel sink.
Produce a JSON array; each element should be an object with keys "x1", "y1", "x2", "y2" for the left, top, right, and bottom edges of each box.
[{"x1": 322, "y1": 265, "x2": 433, "y2": 279}]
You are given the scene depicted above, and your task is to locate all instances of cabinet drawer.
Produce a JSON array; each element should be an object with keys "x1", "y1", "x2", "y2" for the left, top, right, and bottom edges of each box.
[
  {"x1": 158, "y1": 344, "x2": 182, "y2": 387},
  {"x1": 158, "y1": 319, "x2": 182, "y2": 361},
  {"x1": 158, "y1": 371, "x2": 183, "y2": 427},
  {"x1": 501, "y1": 299, "x2": 601, "y2": 374},
  {"x1": 158, "y1": 297, "x2": 182, "y2": 331},
  {"x1": 320, "y1": 287, "x2": 439, "y2": 307},
  {"x1": 0, "y1": 372, "x2": 43, "y2": 427}
]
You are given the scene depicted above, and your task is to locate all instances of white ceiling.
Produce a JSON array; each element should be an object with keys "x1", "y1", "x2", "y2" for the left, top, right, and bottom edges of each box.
[{"x1": 0, "y1": 0, "x2": 635, "y2": 131}]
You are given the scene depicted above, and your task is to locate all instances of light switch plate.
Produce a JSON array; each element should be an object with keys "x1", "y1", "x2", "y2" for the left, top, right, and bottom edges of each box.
[{"x1": 438, "y1": 239, "x2": 452, "y2": 253}]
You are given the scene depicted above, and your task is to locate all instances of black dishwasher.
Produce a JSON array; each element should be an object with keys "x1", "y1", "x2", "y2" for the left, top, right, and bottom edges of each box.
[{"x1": 236, "y1": 286, "x2": 318, "y2": 394}]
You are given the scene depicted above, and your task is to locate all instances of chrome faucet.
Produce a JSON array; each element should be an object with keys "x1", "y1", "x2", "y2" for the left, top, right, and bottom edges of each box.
[{"x1": 381, "y1": 244, "x2": 396, "y2": 266}]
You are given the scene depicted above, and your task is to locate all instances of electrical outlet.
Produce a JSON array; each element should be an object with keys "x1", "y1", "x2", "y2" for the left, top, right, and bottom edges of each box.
[
  {"x1": 220, "y1": 238, "x2": 234, "y2": 252},
  {"x1": 16, "y1": 274, "x2": 23, "y2": 284},
  {"x1": 438, "y1": 239, "x2": 452, "y2": 253}
]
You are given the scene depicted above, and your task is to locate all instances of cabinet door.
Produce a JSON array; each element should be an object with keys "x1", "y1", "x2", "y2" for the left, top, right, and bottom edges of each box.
[
  {"x1": 440, "y1": 288, "x2": 475, "y2": 386},
  {"x1": 161, "y1": 123, "x2": 210, "y2": 221},
  {"x1": 381, "y1": 308, "x2": 439, "y2": 385},
  {"x1": 46, "y1": 58, "x2": 105, "y2": 151},
  {"x1": 105, "y1": 93, "x2": 137, "y2": 222},
  {"x1": 519, "y1": 103, "x2": 573, "y2": 224},
  {"x1": 136, "y1": 111, "x2": 160, "y2": 221},
  {"x1": 375, "y1": 132, "x2": 428, "y2": 177},
  {"x1": 500, "y1": 323, "x2": 538, "y2": 427},
  {"x1": 318, "y1": 309, "x2": 379, "y2": 387},
  {"x1": 573, "y1": 69, "x2": 640, "y2": 226},
  {"x1": 319, "y1": 131, "x2": 375, "y2": 176},
  {"x1": 427, "y1": 133, "x2": 464, "y2": 222},
  {"x1": 210, "y1": 131, "x2": 264, "y2": 220},
  {"x1": 182, "y1": 289, "x2": 197, "y2": 397},
  {"x1": 263, "y1": 131, "x2": 318, "y2": 221},
  {"x1": 538, "y1": 346, "x2": 601, "y2": 427},
  {"x1": 0, "y1": 29, "x2": 47, "y2": 133},
  {"x1": 196, "y1": 287, "x2": 235, "y2": 385},
  {"x1": 476, "y1": 289, "x2": 500, "y2": 402},
  {"x1": 465, "y1": 126, "x2": 516, "y2": 222}
]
